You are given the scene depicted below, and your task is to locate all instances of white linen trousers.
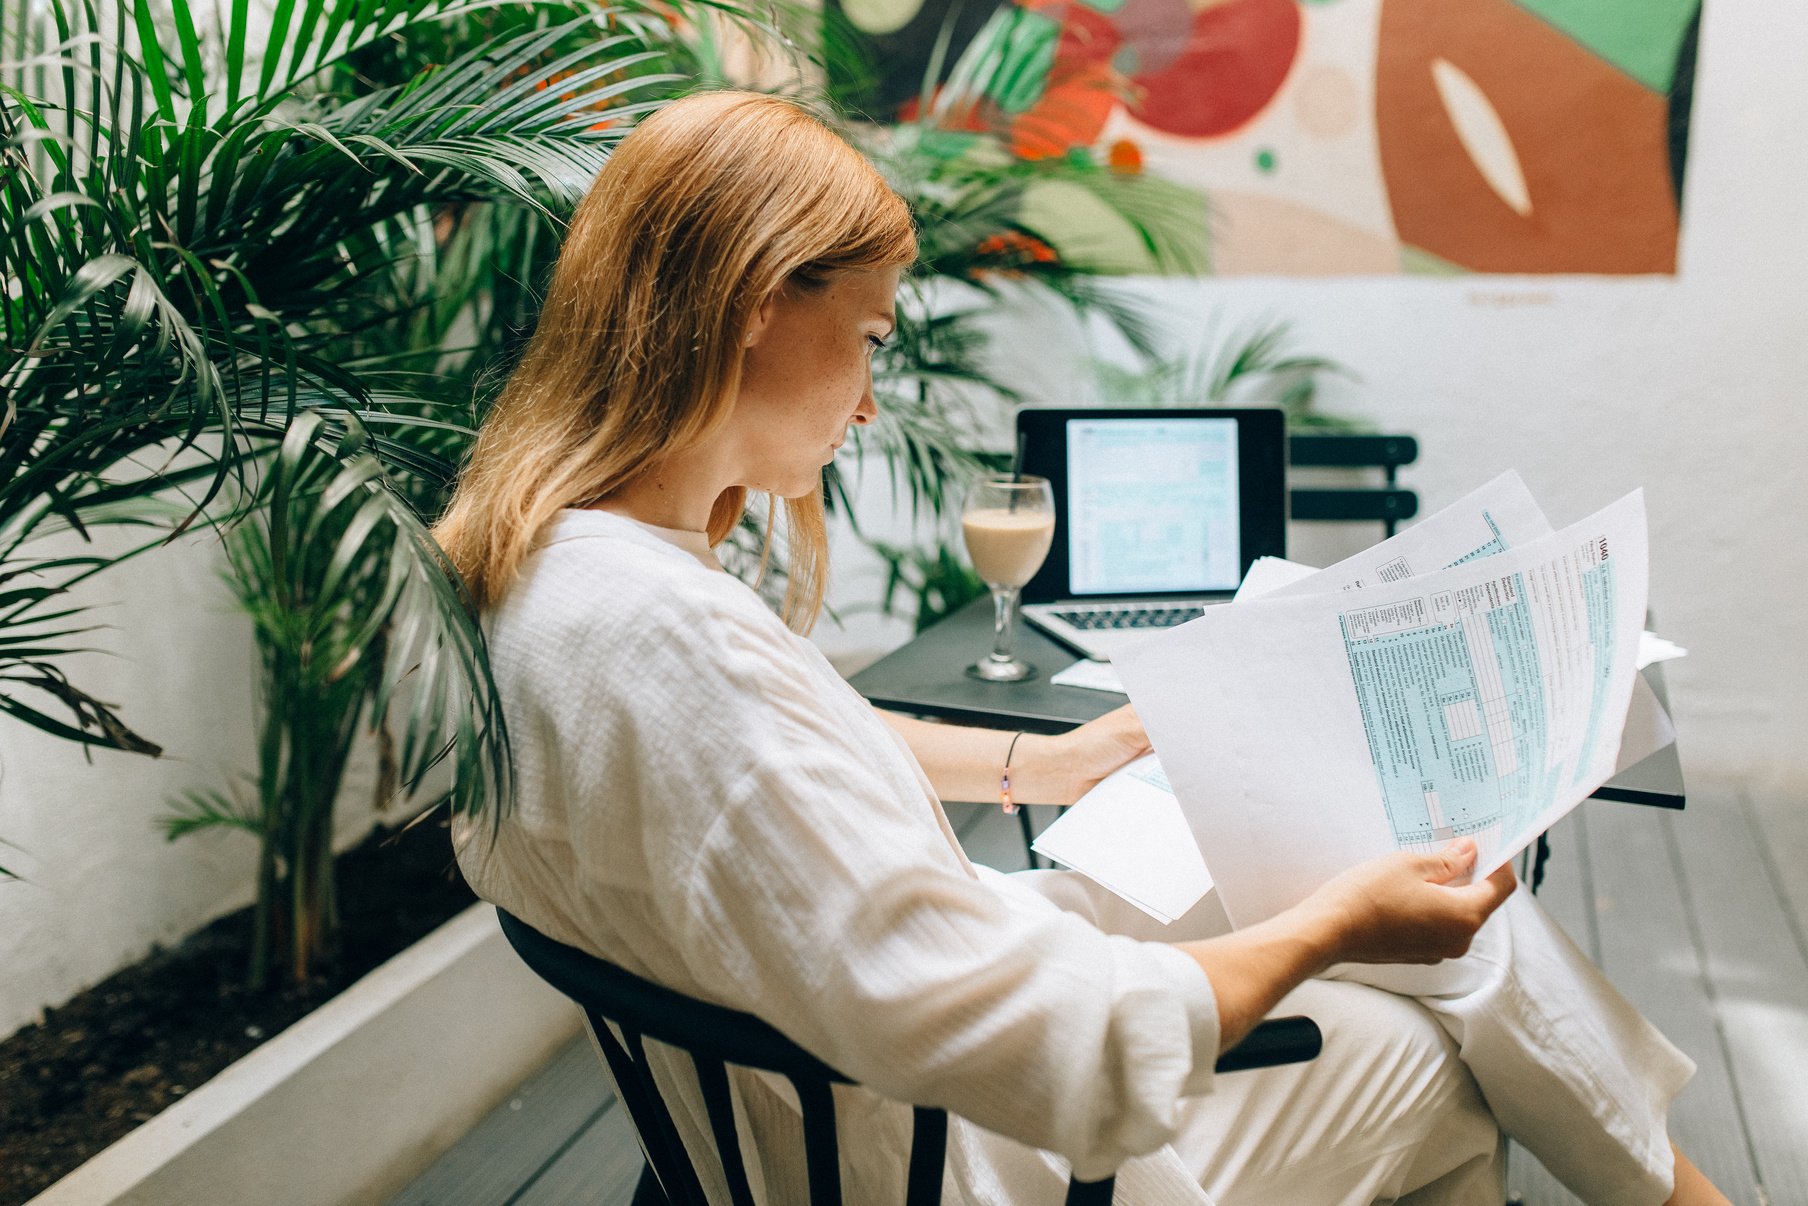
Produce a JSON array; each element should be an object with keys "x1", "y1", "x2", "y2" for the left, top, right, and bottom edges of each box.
[{"x1": 456, "y1": 509, "x2": 1694, "y2": 1205}]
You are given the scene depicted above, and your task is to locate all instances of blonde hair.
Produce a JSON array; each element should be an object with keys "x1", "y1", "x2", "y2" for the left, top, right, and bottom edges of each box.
[{"x1": 433, "y1": 90, "x2": 917, "y2": 629}]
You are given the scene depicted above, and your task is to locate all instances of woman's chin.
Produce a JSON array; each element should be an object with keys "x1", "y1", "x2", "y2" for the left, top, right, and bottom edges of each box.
[{"x1": 767, "y1": 476, "x2": 824, "y2": 501}]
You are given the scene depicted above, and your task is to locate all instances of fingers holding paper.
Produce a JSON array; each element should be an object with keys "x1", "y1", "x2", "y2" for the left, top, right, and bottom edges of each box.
[
  {"x1": 1178, "y1": 838, "x2": 1517, "y2": 1049},
  {"x1": 1299, "y1": 838, "x2": 1518, "y2": 966}
]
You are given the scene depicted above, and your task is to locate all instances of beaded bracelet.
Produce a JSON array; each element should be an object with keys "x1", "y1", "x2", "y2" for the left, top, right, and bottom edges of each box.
[{"x1": 1000, "y1": 731, "x2": 1026, "y2": 815}]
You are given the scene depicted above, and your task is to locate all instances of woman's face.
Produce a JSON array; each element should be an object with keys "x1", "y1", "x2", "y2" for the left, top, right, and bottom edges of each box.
[{"x1": 731, "y1": 267, "x2": 901, "y2": 499}]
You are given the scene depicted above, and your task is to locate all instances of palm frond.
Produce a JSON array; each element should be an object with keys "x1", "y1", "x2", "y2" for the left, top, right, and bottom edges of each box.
[
  {"x1": 162, "y1": 785, "x2": 266, "y2": 841},
  {"x1": 243, "y1": 413, "x2": 508, "y2": 821},
  {"x1": 1088, "y1": 315, "x2": 1359, "y2": 426},
  {"x1": 0, "y1": 0, "x2": 711, "y2": 760}
]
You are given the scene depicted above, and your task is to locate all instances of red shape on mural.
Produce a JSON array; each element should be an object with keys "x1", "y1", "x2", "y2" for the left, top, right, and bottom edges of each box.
[
  {"x1": 1136, "y1": 0, "x2": 1301, "y2": 138},
  {"x1": 1023, "y1": 0, "x2": 1301, "y2": 141}
]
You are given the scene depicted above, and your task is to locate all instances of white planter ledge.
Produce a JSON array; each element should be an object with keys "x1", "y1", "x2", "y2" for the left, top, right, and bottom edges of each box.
[{"x1": 31, "y1": 903, "x2": 582, "y2": 1206}]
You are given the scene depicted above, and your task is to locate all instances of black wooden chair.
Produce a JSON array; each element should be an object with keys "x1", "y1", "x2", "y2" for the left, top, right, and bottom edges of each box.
[
  {"x1": 1289, "y1": 433, "x2": 1420, "y2": 538},
  {"x1": 497, "y1": 908, "x2": 1323, "y2": 1206}
]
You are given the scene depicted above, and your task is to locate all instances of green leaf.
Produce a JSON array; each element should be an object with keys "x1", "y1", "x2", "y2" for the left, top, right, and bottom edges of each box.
[{"x1": 162, "y1": 787, "x2": 266, "y2": 840}]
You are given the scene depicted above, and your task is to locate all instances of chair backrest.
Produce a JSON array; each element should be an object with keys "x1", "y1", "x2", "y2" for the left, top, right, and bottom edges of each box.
[
  {"x1": 496, "y1": 909, "x2": 1116, "y2": 1205},
  {"x1": 1289, "y1": 433, "x2": 1420, "y2": 537},
  {"x1": 498, "y1": 908, "x2": 1323, "y2": 1206}
]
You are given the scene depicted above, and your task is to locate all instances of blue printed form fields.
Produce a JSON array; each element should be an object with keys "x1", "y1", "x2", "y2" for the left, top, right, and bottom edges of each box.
[{"x1": 1340, "y1": 534, "x2": 1620, "y2": 856}]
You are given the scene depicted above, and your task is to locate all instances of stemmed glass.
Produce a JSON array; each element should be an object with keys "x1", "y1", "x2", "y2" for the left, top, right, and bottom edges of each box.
[{"x1": 962, "y1": 474, "x2": 1056, "y2": 682}]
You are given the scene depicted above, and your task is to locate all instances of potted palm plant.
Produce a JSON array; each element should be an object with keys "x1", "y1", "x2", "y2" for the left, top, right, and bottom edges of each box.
[
  {"x1": 1, "y1": 2, "x2": 817, "y2": 1199},
  {"x1": 0, "y1": 0, "x2": 646, "y2": 862},
  {"x1": 0, "y1": 0, "x2": 730, "y2": 872}
]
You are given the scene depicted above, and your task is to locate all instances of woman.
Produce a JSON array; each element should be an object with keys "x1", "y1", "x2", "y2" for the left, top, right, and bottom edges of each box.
[{"x1": 437, "y1": 90, "x2": 1724, "y2": 1205}]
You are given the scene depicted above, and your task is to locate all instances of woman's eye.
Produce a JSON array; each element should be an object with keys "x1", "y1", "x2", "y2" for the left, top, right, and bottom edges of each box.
[{"x1": 866, "y1": 335, "x2": 888, "y2": 354}]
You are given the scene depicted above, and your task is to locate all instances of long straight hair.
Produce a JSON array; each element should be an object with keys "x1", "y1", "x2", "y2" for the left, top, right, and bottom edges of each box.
[{"x1": 434, "y1": 91, "x2": 917, "y2": 630}]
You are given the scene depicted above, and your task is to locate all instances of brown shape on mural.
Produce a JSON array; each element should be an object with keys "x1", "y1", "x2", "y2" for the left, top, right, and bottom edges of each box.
[{"x1": 1377, "y1": 0, "x2": 1681, "y2": 274}]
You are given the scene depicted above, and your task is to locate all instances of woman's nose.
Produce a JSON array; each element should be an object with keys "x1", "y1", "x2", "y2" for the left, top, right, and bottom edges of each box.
[{"x1": 852, "y1": 379, "x2": 878, "y2": 425}]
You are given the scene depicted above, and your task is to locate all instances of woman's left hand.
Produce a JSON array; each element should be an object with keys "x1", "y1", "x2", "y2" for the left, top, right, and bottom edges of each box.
[{"x1": 1032, "y1": 704, "x2": 1151, "y2": 806}]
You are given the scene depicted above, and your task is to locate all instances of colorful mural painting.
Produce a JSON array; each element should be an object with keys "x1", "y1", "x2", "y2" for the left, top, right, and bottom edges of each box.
[{"x1": 834, "y1": 0, "x2": 1701, "y2": 275}]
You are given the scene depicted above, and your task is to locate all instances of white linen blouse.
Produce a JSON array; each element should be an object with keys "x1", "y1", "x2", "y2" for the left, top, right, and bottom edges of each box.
[{"x1": 455, "y1": 508, "x2": 1228, "y2": 1201}]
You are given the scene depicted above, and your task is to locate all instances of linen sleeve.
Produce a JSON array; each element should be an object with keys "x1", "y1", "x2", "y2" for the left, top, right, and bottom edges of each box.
[{"x1": 555, "y1": 588, "x2": 1222, "y2": 1179}]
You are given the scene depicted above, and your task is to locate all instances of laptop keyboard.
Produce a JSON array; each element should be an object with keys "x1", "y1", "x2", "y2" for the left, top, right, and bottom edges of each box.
[{"x1": 1050, "y1": 606, "x2": 1206, "y2": 631}]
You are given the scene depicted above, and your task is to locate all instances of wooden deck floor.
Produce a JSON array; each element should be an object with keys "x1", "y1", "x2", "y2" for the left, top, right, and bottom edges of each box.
[{"x1": 394, "y1": 781, "x2": 1808, "y2": 1205}]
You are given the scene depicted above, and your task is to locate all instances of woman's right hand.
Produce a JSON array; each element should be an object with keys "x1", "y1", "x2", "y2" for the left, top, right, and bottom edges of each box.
[
  {"x1": 1297, "y1": 838, "x2": 1518, "y2": 967},
  {"x1": 1179, "y1": 837, "x2": 1519, "y2": 1051}
]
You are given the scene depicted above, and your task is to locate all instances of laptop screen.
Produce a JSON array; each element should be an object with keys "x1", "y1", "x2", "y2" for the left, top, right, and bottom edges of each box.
[
  {"x1": 1066, "y1": 417, "x2": 1242, "y2": 595},
  {"x1": 1016, "y1": 406, "x2": 1286, "y2": 603}
]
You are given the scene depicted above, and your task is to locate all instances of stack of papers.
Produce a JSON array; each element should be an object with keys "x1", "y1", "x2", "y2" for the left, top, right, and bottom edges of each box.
[
  {"x1": 1034, "y1": 472, "x2": 1683, "y2": 929},
  {"x1": 1031, "y1": 755, "x2": 1212, "y2": 924}
]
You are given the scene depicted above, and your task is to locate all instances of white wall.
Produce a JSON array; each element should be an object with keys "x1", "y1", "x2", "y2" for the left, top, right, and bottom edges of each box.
[
  {"x1": 819, "y1": 2, "x2": 1808, "y2": 802},
  {"x1": 0, "y1": 528, "x2": 389, "y2": 1039}
]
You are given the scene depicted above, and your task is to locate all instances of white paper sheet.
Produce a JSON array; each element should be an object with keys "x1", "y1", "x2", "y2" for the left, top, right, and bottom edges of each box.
[
  {"x1": 1030, "y1": 475, "x2": 1559, "y2": 922},
  {"x1": 1049, "y1": 659, "x2": 1127, "y2": 694},
  {"x1": 1031, "y1": 755, "x2": 1211, "y2": 924},
  {"x1": 1116, "y1": 491, "x2": 1650, "y2": 928},
  {"x1": 1615, "y1": 674, "x2": 1675, "y2": 773},
  {"x1": 1265, "y1": 470, "x2": 1555, "y2": 597},
  {"x1": 1638, "y1": 632, "x2": 1688, "y2": 669},
  {"x1": 1235, "y1": 556, "x2": 1318, "y2": 600}
]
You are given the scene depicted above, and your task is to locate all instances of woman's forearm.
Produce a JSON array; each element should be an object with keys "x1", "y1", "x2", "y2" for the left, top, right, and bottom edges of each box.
[
  {"x1": 878, "y1": 711, "x2": 1071, "y2": 805},
  {"x1": 1177, "y1": 914, "x2": 1338, "y2": 1052}
]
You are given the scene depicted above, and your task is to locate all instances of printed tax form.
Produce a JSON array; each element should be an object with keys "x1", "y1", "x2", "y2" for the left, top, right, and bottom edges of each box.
[
  {"x1": 1116, "y1": 482, "x2": 1649, "y2": 928},
  {"x1": 1034, "y1": 473, "x2": 1665, "y2": 928}
]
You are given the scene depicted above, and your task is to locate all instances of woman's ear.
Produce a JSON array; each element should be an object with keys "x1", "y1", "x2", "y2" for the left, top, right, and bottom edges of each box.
[{"x1": 744, "y1": 288, "x2": 780, "y2": 349}]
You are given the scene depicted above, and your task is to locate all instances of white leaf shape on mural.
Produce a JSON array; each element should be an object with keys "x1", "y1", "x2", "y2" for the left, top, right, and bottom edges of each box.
[{"x1": 1430, "y1": 58, "x2": 1533, "y2": 218}]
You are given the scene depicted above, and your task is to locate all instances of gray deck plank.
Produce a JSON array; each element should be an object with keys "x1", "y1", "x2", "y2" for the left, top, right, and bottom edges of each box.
[
  {"x1": 1528, "y1": 810, "x2": 1601, "y2": 964},
  {"x1": 1590, "y1": 795, "x2": 1766, "y2": 1202},
  {"x1": 390, "y1": 1037, "x2": 613, "y2": 1206},
  {"x1": 1742, "y1": 790, "x2": 1808, "y2": 976},
  {"x1": 1665, "y1": 787, "x2": 1808, "y2": 1204},
  {"x1": 511, "y1": 1098, "x2": 647, "y2": 1206}
]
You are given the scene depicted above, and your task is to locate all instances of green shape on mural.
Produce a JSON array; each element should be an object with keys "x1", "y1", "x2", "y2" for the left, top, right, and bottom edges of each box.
[
  {"x1": 1255, "y1": 148, "x2": 1277, "y2": 174},
  {"x1": 1020, "y1": 179, "x2": 1209, "y2": 276},
  {"x1": 1077, "y1": 0, "x2": 1128, "y2": 13},
  {"x1": 983, "y1": 8, "x2": 1062, "y2": 115},
  {"x1": 1511, "y1": 0, "x2": 1698, "y2": 93},
  {"x1": 1399, "y1": 244, "x2": 1467, "y2": 277}
]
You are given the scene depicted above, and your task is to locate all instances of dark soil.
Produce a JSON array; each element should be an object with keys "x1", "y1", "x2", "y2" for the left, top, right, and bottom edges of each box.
[{"x1": 0, "y1": 816, "x2": 477, "y2": 1206}]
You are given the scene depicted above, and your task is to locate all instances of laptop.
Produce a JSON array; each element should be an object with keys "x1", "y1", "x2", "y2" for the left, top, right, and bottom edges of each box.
[{"x1": 1016, "y1": 407, "x2": 1287, "y2": 662}]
